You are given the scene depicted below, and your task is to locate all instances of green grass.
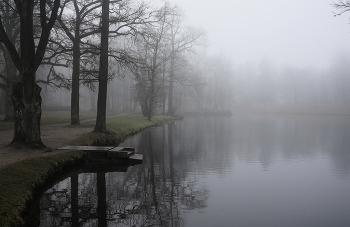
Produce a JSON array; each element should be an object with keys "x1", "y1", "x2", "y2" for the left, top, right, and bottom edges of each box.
[
  {"x1": 0, "y1": 114, "x2": 177, "y2": 226},
  {"x1": 40, "y1": 111, "x2": 99, "y2": 124},
  {"x1": 0, "y1": 151, "x2": 83, "y2": 227},
  {"x1": 0, "y1": 111, "x2": 119, "y2": 131},
  {"x1": 72, "y1": 114, "x2": 177, "y2": 146}
]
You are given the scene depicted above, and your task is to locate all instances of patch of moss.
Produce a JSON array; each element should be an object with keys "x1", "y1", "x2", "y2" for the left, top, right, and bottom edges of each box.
[{"x1": 0, "y1": 151, "x2": 82, "y2": 227}]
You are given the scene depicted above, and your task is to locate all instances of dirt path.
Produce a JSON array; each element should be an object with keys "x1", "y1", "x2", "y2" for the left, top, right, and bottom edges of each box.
[
  {"x1": 0, "y1": 114, "x2": 131, "y2": 168},
  {"x1": 0, "y1": 123, "x2": 94, "y2": 168}
]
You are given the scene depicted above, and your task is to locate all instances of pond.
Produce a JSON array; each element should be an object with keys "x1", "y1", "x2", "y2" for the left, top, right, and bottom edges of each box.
[{"x1": 25, "y1": 114, "x2": 350, "y2": 227}]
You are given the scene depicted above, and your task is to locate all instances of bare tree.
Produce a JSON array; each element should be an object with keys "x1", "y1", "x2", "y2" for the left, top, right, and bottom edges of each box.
[
  {"x1": 0, "y1": 0, "x2": 60, "y2": 148},
  {"x1": 54, "y1": 0, "x2": 152, "y2": 125},
  {"x1": 55, "y1": 0, "x2": 102, "y2": 125},
  {"x1": 332, "y1": 1, "x2": 350, "y2": 16},
  {"x1": 131, "y1": 5, "x2": 171, "y2": 120},
  {"x1": 166, "y1": 5, "x2": 206, "y2": 115}
]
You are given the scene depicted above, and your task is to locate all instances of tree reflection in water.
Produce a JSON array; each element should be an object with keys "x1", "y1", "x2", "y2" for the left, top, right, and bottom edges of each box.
[
  {"x1": 26, "y1": 121, "x2": 209, "y2": 227},
  {"x1": 25, "y1": 115, "x2": 350, "y2": 226}
]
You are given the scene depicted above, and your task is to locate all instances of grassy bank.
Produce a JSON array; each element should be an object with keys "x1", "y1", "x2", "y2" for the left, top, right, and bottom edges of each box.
[
  {"x1": 72, "y1": 114, "x2": 177, "y2": 145},
  {"x1": 0, "y1": 151, "x2": 83, "y2": 227},
  {"x1": 0, "y1": 114, "x2": 177, "y2": 227}
]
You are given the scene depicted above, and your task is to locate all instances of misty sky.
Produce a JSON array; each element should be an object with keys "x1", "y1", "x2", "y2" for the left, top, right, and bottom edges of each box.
[{"x1": 167, "y1": 0, "x2": 350, "y2": 69}]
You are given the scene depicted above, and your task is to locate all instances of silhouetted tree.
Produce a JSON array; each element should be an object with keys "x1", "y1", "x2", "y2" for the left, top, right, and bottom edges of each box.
[
  {"x1": 0, "y1": 0, "x2": 60, "y2": 148},
  {"x1": 55, "y1": 0, "x2": 152, "y2": 125},
  {"x1": 130, "y1": 4, "x2": 172, "y2": 120},
  {"x1": 94, "y1": 0, "x2": 110, "y2": 132},
  {"x1": 167, "y1": 6, "x2": 206, "y2": 115},
  {"x1": 56, "y1": 0, "x2": 102, "y2": 125}
]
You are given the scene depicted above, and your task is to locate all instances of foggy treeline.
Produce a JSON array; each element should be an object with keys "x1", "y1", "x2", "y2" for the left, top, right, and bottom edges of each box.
[
  {"x1": 1, "y1": 0, "x2": 350, "y2": 122},
  {"x1": 234, "y1": 52, "x2": 350, "y2": 107},
  {"x1": 34, "y1": 49, "x2": 350, "y2": 114}
]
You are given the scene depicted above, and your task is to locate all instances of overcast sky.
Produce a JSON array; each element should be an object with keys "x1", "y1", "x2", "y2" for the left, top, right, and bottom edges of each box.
[{"x1": 166, "y1": 0, "x2": 350, "y2": 70}]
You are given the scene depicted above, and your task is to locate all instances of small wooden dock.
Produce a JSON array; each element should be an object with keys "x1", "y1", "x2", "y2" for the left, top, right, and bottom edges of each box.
[{"x1": 57, "y1": 146, "x2": 142, "y2": 165}]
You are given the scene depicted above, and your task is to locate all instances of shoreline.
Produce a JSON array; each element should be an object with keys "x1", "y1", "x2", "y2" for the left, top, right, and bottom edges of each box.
[{"x1": 0, "y1": 114, "x2": 178, "y2": 227}]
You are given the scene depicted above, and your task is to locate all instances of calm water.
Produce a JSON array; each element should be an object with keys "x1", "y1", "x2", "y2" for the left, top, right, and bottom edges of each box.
[{"x1": 25, "y1": 115, "x2": 350, "y2": 227}]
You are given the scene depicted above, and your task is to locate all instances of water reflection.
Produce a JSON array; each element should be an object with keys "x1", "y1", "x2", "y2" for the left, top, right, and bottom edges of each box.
[
  {"x1": 26, "y1": 115, "x2": 350, "y2": 226},
  {"x1": 229, "y1": 115, "x2": 350, "y2": 177}
]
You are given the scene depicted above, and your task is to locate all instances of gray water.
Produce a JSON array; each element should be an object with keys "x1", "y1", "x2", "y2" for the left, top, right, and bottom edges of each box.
[{"x1": 26, "y1": 115, "x2": 350, "y2": 227}]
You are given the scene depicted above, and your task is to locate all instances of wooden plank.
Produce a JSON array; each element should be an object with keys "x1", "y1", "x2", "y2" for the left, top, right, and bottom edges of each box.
[
  {"x1": 107, "y1": 150, "x2": 133, "y2": 158},
  {"x1": 57, "y1": 146, "x2": 114, "y2": 151},
  {"x1": 57, "y1": 145, "x2": 142, "y2": 165},
  {"x1": 107, "y1": 147, "x2": 135, "y2": 158},
  {"x1": 111, "y1": 147, "x2": 135, "y2": 152},
  {"x1": 129, "y1": 154, "x2": 143, "y2": 164}
]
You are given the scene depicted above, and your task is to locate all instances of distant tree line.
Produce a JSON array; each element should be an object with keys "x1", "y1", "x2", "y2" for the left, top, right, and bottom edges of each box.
[
  {"x1": 0, "y1": 0, "x2": 206, "y2": 147},
  {"x1": 1, "y1": 0, "x2": 350, "y2": 148},
  {"x1": 233, "y1": 53, "x2": 350, "y2": 108}
]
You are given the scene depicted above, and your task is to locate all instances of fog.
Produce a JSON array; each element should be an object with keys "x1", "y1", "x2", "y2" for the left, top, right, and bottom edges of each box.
[
  {"x1": 118, "y1": 0, "x2": 350, "y2": 114},
  {"x1": 170, "y1": 0, "x2": 350, "y2": 69},
  {"x1": 2, "y1": 0, "x2": 350, "y2": 116},
  {"x1": 2, "y1": 2, "x2": 350, "y2": 225}
]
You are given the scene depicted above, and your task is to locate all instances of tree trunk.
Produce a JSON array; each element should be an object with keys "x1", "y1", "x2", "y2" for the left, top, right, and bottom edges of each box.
[
  {"x1": 168, "y1": 59, "x2": 174, "y2": 115},
  {"x1": 168, "y1": 122, "x2": 175, "y2": 221},
  {"x1": 11, "y1": 82, "x2": 45, "y2": 148},
  {"x1": 89, "y1": 87, "x2": 97, "y2": 111},
  {"x1": 0, "y1": 89, "x2": 4, "y2": 115},
  {"x1": 97, "y1": 172, "x2": 107, "y2": 226},
  {"x1": 8, "y1": 0, "x2": 46, "y2": 149},
  {"x1": 147, "y1": 42, "x2": 159, "y2": 121},
  {"x1": 3, "y1": 49, "x2": 17, "y2": 122},
  {"x1": 4, "y1": 84, "x2": 14, "y2": 121},
  {"x1": 168, "y1": 28, "x2": 175, "y2": 116},
  {"x1": 71, "y1": 175, "x2": 79, "y2": 226},
  {"x1": 94, "y1": 0, "x2": 109, "y2": 133},
  {"x1": 148, "y1": 72, "x2": 155, "y2": 120},
  {"x1": 162, "y1": 59, "x2": 166, "y2": 115},
  {"x1": 71, "y1": 26, "x2": 81, "y2": 125},
  {"x1": 0, "y1": 0, "x2": 60, "y2": 148},
  {"x1": 70, "y1": 48, "x2": 80, "y2": 125}
]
